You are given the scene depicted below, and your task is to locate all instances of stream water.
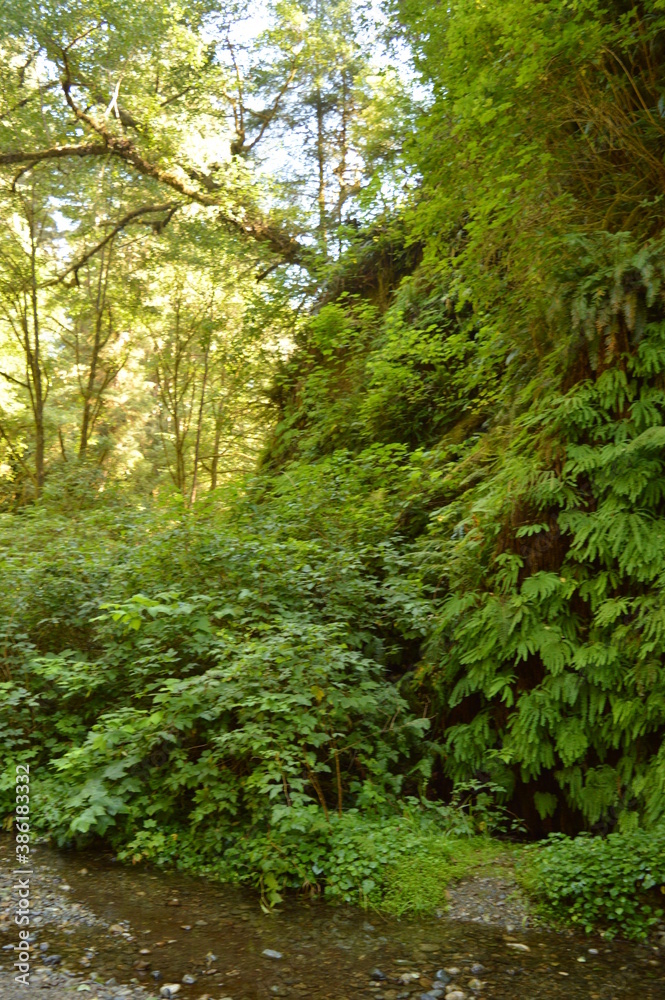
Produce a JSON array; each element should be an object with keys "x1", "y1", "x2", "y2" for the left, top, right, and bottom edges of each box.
[{"x1": 1, "y1": 841, "x2": 663, "y2": 1000}]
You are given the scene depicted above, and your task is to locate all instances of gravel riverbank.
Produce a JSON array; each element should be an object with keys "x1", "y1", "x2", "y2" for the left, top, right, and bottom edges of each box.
[
  {"x1": 1, "y1": 840, "x2": 663, "y2": 1000},
  {"x1": 0, "y1": 842, "x2": 157, "y2": 1000}
]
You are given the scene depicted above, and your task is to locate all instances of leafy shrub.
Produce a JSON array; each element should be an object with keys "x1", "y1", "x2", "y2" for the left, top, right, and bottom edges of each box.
[
  {"x1": 117, "y1": 802, "x2": 505, "y2": 913},
  {"x1": 524, "y1": 829, "x2": 665, "y2": 940}
]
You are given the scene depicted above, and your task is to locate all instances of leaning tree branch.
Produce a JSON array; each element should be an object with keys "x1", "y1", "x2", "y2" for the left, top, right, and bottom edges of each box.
[
  {"x1": 0, "y1": 142, "x2": 109, "y2": 166},
  {"x1": 59, "y1": 56, "x2": 304, "y2": 263},
  {"x1": 44, "y1": 201, "x2": 182, "y2": 286},
  {"x1": 0, "y1": 370, "x2": 30, "y2": 391}
]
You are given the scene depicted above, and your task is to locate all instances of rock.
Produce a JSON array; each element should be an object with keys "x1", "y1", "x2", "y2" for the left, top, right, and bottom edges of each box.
[
  {"x1": 151, "y1": 971, "x2": 163, "y2": 980},
  {"x1": 470, "y1": 964, "x2": 485, "y2": 975},
  {"x1": 195, "y1": 919, "x2": 208, "y2": 926},
  {"x1": 371, "y1": 969, "x2": 388, "y2": 981},
  {"x1": 444, "y1": 968, "x2": 460, "y2": 977},
  {"x1": 182, "y1": 974, "x2": 197, "y2": 984},
  {"x1": 180, "y1": 925, "x2": 192, "y2": 931},
  {"x1": 78, "y1": 868, "x2": 89, "y2": 875},
  {"x1": 109, "y1": 924, "x2": 125, "y2": 934},
  {"x1": 446, "y1": 993, "x2": 466, "y2": 1000},
  {"x1": 262, "y1": 949, "x2": 283, "y2": 960},
  {"x1": 160, "y1": 985, "x2": 181, "y2": 998},
  {"x1": 166, "y1": 899, "x2": 181, "y2": 907},
  {"x1": 139, "y1": 948, "x2": 152, "y2": 955},
  {"x1": 398, "y1": 972, "x2": 420, "y2": 984},
  {"x1": 505, "y1": 942, "x2": 530, "y2": 952},
  {"x1": 467, "y1": 979, "x2": 483, "y2": 991},
  {"x1": 43, "y1": 954, "x2": 62, "y2": 966},
  {"x1": 40, "y1": 942, "x2": 49, "y2": 952},
  {"x1": 435, "y1": 971, "x2": 451, "y2": 984}
]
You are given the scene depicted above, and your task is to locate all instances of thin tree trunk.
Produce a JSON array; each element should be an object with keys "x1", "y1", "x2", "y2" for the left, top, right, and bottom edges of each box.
[
  {"x1": 316, "y1": 87, "x2": 327, "y2": 252},
  {"x1": 189, "y1": 337, "x2": 210, "y2": 505},
  {"x1": 28, "y1": 230, "x2": 45, "y2": 494}
]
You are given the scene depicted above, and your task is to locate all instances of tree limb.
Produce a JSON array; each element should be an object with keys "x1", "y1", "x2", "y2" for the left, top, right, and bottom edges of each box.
[
  {"x1": 59, "y1": 53, "x2": 304, "y2": 262},
  {"x1": 0, "y1": 142, "x2": 109, "y2": 166},
  {"x1": 0, "y1": 370, "x2": 29, "y2": 391},
  {"x1": 45, "y1": 201, "x2": 181, "y2": 286}
]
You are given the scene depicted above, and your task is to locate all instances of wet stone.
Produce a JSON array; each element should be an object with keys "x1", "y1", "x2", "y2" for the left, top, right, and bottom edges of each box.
[{"x1": 159, "y1": 985, "x2": 181, "y2": 997}]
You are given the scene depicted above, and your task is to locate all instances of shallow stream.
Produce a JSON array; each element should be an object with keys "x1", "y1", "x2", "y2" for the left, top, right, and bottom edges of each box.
[{"x1": 1, "y1": 841, "x2": 663, "y2": 999}]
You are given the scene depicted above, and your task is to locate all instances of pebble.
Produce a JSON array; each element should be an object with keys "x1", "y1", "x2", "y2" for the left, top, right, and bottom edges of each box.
[
  {"x1": 262, "y1": 949, "x2": 283, "y2": 960},
  {"x1": 445, "y1": 993, "x2": 466, "y2": 1000},
  {"x1": 467, "y1": 979, "x2": 483, "y2": 991},
  {"x1": 470, "y1": 964, "x2": 485, "y2": 974},
  {"x1": 371, "y1": 969, "x2": 388, "y2": 981},
  {"x1": 505, "y1": 942, "x2": 530, "y2": 952},
  {"x1": 182, "y1": 974, "x2": 197, "y2": 984},
  {"x1": 434, "y1": 970, "x2": 451, "y2": 984},
  {"x1": 159, "y1": 986, "x2": 181, "y2": 998},
  {"x1": 398, "y1": 972, "x2": 420, "y2": 983}
]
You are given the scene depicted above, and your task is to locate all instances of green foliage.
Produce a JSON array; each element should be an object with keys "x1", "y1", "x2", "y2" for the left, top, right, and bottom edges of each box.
[
  {"x1": 524, "y1": 829, "x2": 665, "y2": 940},
  {"x1": 119, "y1": 804, "x2": 507, "y2": 914},
  {"x1": 4, "y1": 0, "x2": 665, "y2": 940},
  {"x1": 0, "y1": 455, "x2": 435, "y2": 847}
]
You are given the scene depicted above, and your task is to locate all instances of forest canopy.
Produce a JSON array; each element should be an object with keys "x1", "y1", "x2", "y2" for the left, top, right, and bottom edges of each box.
[{"x1": 2, "y1": 0, "x2": 665, "y2": 936}]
